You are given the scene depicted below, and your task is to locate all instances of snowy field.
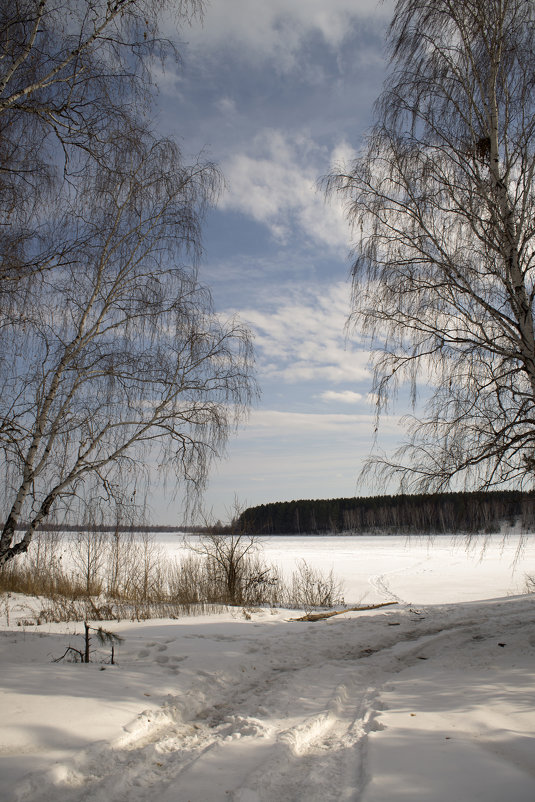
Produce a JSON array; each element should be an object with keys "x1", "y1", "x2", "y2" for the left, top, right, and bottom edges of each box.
[{"x1": 1, "y1": 533, "x2": 535, "y2": 801}]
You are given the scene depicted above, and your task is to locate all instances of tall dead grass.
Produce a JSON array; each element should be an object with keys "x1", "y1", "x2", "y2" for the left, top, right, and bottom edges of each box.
[{"x1": 0, "y1": 529, "x2": 344, "y2": 622}]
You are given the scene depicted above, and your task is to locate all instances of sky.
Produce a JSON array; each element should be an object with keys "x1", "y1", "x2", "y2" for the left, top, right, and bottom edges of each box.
[{"x1": 151, "y1": 0, "x2": 403, "y2": 524}]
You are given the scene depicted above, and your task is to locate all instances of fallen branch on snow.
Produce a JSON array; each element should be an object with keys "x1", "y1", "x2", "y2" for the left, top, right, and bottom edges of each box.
[{"x1": 291, "y1": 601, "x2": 398, "y2": 622}]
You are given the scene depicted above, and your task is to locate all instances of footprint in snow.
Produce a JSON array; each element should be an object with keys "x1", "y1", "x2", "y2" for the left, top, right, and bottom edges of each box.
[
  {"x1": 235, "y1": 790, "x2": 261, "y2": 802},
  {"x1": 155, "y1": 654, "x2": 169, "y2": 663}
]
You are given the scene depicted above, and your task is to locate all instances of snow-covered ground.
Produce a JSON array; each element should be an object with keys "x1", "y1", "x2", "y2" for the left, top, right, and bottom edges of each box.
[{"x1": 1, "y1": 533, "x2": 535, "y2": 801}]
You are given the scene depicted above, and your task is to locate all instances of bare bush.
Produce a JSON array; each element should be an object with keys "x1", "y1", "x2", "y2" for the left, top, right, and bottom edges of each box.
[
  {"x1": 106, "y1": 529, "x2": 139, "y2": 600},
  {"x1": 1, "y1": 530, "x2": 345, "y2": 621},
  {"x1": 119, "y1": 532, "x2": 164, "y2": 603},
  {"x1": 238, "y1": 554, "x2": 280, "y2": 607},
  {"x1": 286, "y1": 560, "x2": 345, "y2": 612},
  {"x1": 69, "y1": 528, "x2": 108, "y2": 597},
  {"x1": 185, "y1": 506, "x2": 264, "y2": 605},
  {"x1": 166, "y1": 553, "x2": 207, "y2": 608}
]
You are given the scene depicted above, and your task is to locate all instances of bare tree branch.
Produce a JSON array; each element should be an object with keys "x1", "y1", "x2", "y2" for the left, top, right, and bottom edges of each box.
[
  {"x1": 326, "y1": 0, "x2": 535, "y2": 492},
  {"x1": 0, "y1": 134, "x2": 256, "y2": 566},
  {"x1": 0, "y1": 0, "x2": 203, "y2": 283}
]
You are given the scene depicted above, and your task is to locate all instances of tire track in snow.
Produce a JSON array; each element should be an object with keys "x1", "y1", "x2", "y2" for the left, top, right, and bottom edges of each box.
[
  {"x1": 16, "y1": 600, "x2": 531, "y2": 802},
  {"x1": 15, "y1": 636, "x2": 385, "y2": 801},
  {"x1": 230, "y1": 680, "x2": 383, "y2": 802},
  {"x1": 225, "y1": 616, "x2": 497, "y2": 802}
]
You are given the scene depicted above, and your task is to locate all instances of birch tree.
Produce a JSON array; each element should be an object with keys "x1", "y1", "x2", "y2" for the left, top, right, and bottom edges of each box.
[
  {"x1": 0, "y1": 136, "x2": 255, "y2": 566},
  {"x1": 327, "y1": 0, "x2": 535, "y2": 492},
  {"x1": 0, "y1": 1, "x2": 257, "y2": 566}
]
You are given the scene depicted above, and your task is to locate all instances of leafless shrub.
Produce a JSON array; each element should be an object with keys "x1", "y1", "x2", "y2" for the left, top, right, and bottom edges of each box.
[
  {"x1": 286, "y1": 560, "x2": 345, "y2": 612},
  {"x1": 69, "y1": 529, "x2": 107, "y2": 597},
  {"x1": 186, "y1": 531, "x2": 262, "y2": 605},
  {"x1": 166, "y1": 554, "x2": 207, "y2": 608},
  {"x1": 239, "y1": 554, "x2": 281, "y2": 607},
  {"x1": 119, "y1": 533, "x2": 165, "y2": 603}
]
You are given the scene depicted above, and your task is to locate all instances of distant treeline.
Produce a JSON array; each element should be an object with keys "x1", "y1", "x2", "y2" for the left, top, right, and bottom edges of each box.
[
  {"x1": 238, "y1": 491, "x2": 535, "y2": 535},
  {"x1": 14, "y1": 523, "x2": 196, "y2": 534}
]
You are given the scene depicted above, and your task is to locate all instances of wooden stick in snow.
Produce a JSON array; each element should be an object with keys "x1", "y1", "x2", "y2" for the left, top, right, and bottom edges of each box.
[{"x1": 291, "y1": 601, "x2": 398, "y2": 622}]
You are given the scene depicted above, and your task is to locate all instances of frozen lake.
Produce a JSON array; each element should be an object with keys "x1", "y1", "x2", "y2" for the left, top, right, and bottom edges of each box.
[{"x1": 159, "y1": 532, "x2": 535, "y2": 606}]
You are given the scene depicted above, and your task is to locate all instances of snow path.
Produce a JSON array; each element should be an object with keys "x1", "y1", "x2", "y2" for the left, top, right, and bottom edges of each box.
[{"x1": 5, "y1": 594, "x2": 535, "y2": 802}]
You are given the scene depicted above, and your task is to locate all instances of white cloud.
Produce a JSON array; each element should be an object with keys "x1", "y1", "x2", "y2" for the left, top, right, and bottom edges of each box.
[
  {"x1": 329, "y1": 140, "x2": 357, "y2": 172},
  {"x1": 236, "y1": 282, "x2": 370, "y2": 386},
  {"x1": 241, "y1": 409, "x2": 402, "y2": 438},
  {"x1": 220, "y1": 129, "x2": 352, "y2": 249},
  {"x1": 320, "y1": 390, "x2": 364, "y2": 404},
  {"x1": 215, "y1": 96, "x2": 237, "y2": 115},
  {"x1": 184, "y1": 1, "x2": 393, "y2": 72}
]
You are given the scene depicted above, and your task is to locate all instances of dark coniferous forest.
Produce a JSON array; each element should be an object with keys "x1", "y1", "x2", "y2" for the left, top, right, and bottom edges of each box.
[{"x1": 238, "y1": 491, "x2": 535, "y2": 535}]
